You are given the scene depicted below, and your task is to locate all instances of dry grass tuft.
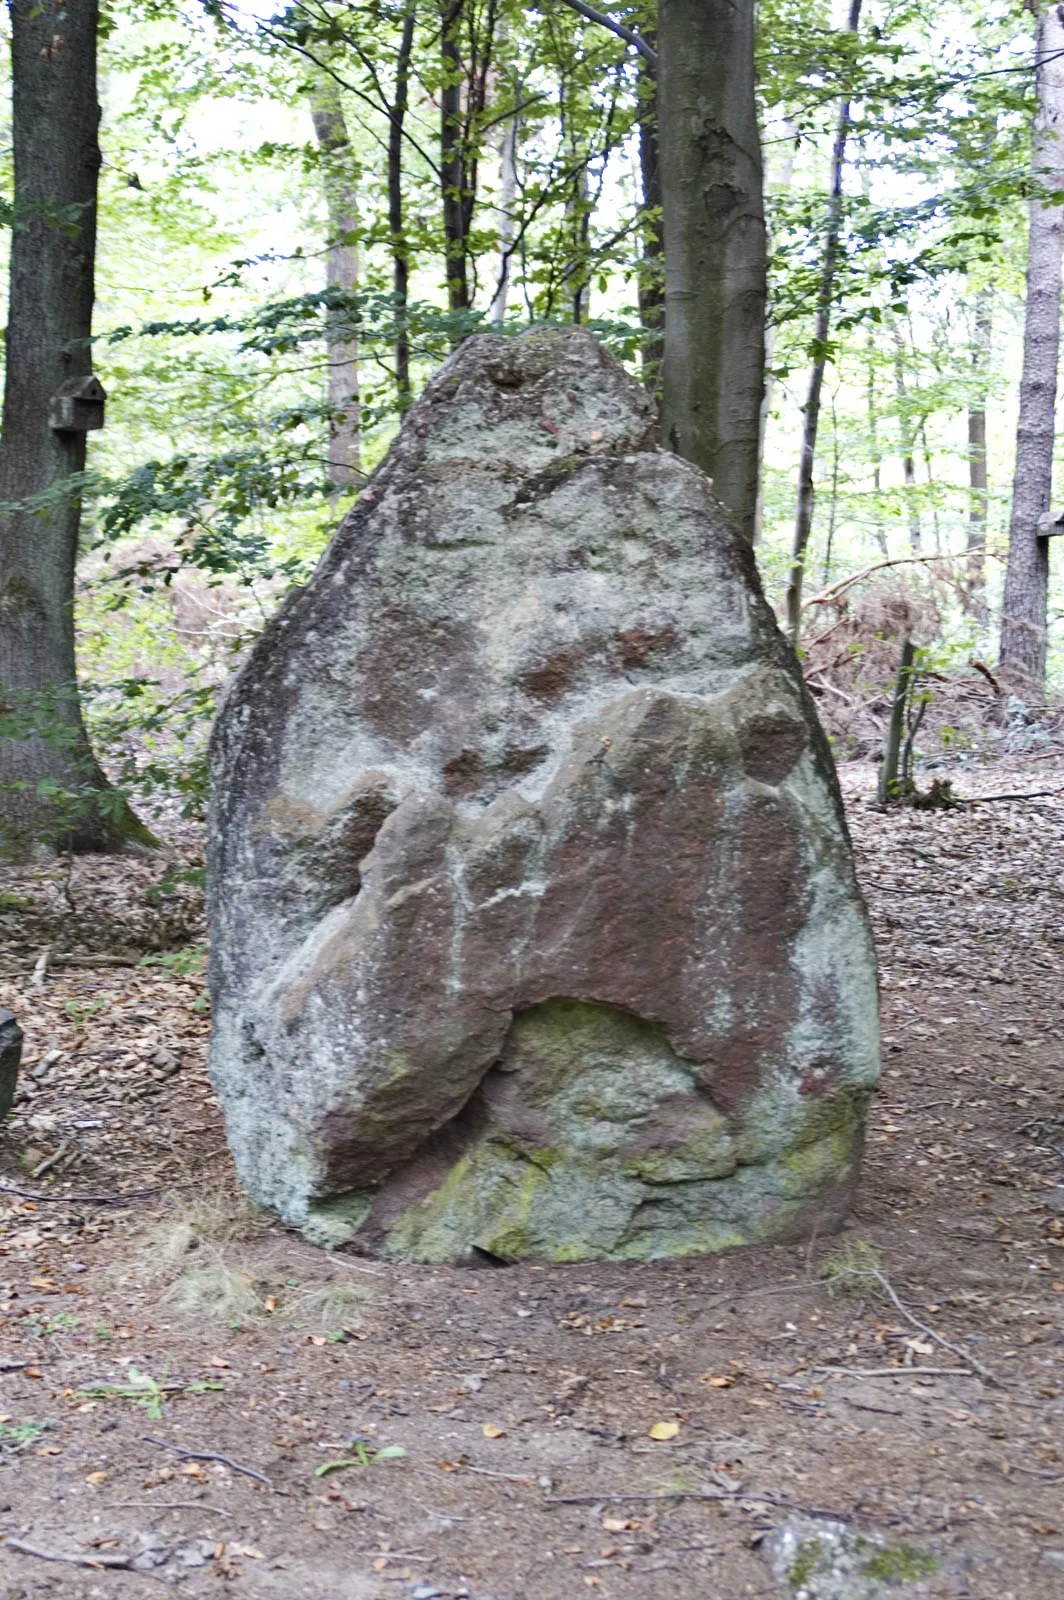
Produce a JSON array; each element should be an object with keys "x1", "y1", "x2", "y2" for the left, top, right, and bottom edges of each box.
[
  {"x1": 289, "y1": 1280, "x2": 373, "y2": 1330},
  {"x1": 166, "y1": 1260, "x2": 265, "y2": 1323}
]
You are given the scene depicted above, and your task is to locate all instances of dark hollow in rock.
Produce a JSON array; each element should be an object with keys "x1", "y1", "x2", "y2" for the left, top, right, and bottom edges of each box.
[
  {"x1": 208, "y1": 327, "x2": 879, "y2": 1260},
  {"x1": 0, "y1": 1009, "x2": 22, "y2": 1121}
]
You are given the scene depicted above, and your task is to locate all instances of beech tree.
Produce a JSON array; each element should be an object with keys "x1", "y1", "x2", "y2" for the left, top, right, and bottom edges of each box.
[
  {"x1": 999, "y1": 1, "x2": 1064, "y2": 696},
  {"x1": 310, "y1": 77, "x2": 362, "y2": 487},
  {"x1": 784, "y1": 0, "x2": 862, "y2": 641},
  {"x1": 657, "y1": 0, "x2": 766, "y2": 543},
  {"x1": 0, "y1": 0, "x2": 151, "y2": 854}
]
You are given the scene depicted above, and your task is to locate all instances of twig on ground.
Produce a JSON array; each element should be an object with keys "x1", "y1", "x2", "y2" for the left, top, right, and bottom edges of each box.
[
  {"x1": 31, "y1": 1142, "x2": 70, "y2": 1180},
  {"x1": 814, "y1": 1366, "x2": 976, "y2": 1378},
  {"x1": 870, "y1": 1269, "x2": 998, "y2": 1385},
  {"x1": 963, "y1": 788, "x2": 1064, "y2": 805},
  {"x1": 456, "y1": 1464, "x2": 535, "y2": 1483},
  {"x1": 0, "y1": 1360, "x2": 32, "y2": 1373},
  {"x1": 546, "y1": 1491, "x2": 849, "y2": 1519},
  {"x1": 4, "y1": 1536, "x2": 131, "y2": 1570},
  {"x1": 106, "y1": 1500, "x2": 234, "y2": 1516},
  {"x1": 359, "y1": 1551, "x2": 432, "y2": 1561},
  {"x1": 143, "y1": 1436, "x2": 276, "y2": 1490},
  {"x1": 0, "y1": 1181, "x2": 161, "y2": 1205}
]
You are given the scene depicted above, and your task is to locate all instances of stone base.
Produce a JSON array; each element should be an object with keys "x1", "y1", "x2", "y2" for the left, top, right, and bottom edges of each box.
[{"x1": 304, "y1": 1000, "x2": 868, "y2": 1263}]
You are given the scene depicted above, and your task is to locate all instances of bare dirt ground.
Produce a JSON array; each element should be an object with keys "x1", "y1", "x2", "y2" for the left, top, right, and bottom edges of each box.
[{"x1": 1, "y1": 756, "x2": 1063, "y2": 1600}]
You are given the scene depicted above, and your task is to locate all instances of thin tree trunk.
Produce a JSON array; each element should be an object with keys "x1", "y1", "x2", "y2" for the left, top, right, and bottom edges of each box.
[
  {"x1": 822, "y1": 390, "x2": 840, "y2": 587},
  {"x1": 440, "y1": 0, "x2": 470, "y2": 314},
  {"x1": 783, "y1": 0, "x2": 861, "y2": 641},
  {"x1": 1000, "y1": 2, "x2": 1064, "y2": 694},
  {"x1": 966, "y1": 289, "x2": 992, "y2": 626},
  {"x1": 658, "y1": 0, "x2": 766, "y2": 543},
  {"x1": 489, "y1": 79, "x2": 518, "y2": 327},
  {"x1": 866, "y1": 327, "x2": 888, "y2": 557},
  {"x1": 753, "y1": 118, "x2": 797, "y2": 545},
  {"x1": 892, "y1": 323, "x2": 922, "y2": 552},
  {"x1": 565, "y1": 161, "x2": 591, "y2": 323},
  {"x1": 390, "y1": 3, "x2": 416, "y2": 404},
  {"x1": 918, "y1": 418, "x2": 940, "y2": 553},
  {"x1": 0, "y1": 0, "x2": 152, "y2": 856},
  {"x1": 636, "y1": 42, "x2": 663, "y2": 393},
  {"x1": 309, "y1": 81, "x2": 361, "y2": 489}
]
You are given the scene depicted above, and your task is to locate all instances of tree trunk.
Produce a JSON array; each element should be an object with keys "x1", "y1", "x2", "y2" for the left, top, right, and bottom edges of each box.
[
  {"x1": 753, "y1": 117, "x2": 797, "y2": 545},
  {"x1": 1000, "y1": 2, "x2": 1064, "y2": 695},
  {"x1": 489, "y1": 82, "x2": 518, "y2": 327},
  {"x1": 657, "y1": 0, "x2": 766, "y2": 543},
  {"x1": 564, "y1": 161, "x2": 591, "y2": 324},
  {"x1": 866, "y1": 326, "x2": 888, "y2": 557},
  {"x1": 390, "y1": 3, "x2": 416, "y2": 404},
  {"x1": 966, "y1": 289, "x2": 992, "y2": 627},
  {"x1": 783, "y1": 0, "x2": 861, "y2": 641},
  {"x1": 0, "y1": 0, "x2": 152, "y2": 856},
  {"x1": 440, "y1": 0, "x2": 470, "y2": 314},
  {"x1": 636, "y1": 43, "x2": 664, "y2": 393},
  {"x1": 892, "y1": 323, "x2": 922, "y2": 552},
  {"x1": 309, "y1": 81, "x2": 361, "y2": 489}
]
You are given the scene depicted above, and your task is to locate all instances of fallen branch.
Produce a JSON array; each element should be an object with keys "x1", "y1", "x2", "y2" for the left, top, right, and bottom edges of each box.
[
  {"x1": 0, "y1": 1181, "x2": 161, "y2": 1206},
  {"x1": 143, "y1": 1435, "x2": 276, "y2": 1490},
  {"x1": 4, "y1": 1536, "x2": 131, "y2": 1570},
  {"x1": 107, "y1": 1499, "x2": 233, "y2": 1516},
  {"x1": 870, "y1": 1269, "x2": 997, "y2": 1386},
  {"x1": 804, "y1": 551, "x2": 971, "y2": 610},
  {"x1": 963, "y1": 787, "x2": 1064, "y2": 805},
  {"x1": 814, "y1": 1365, "x2": 976, "y2": 1378},
  {"x1": 546, "y1": 1490, "x2": 849, "y2": 1519}
]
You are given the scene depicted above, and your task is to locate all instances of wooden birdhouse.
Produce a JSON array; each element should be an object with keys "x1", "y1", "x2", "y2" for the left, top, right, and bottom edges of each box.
[{"x1": 48, "y1": 374, "x2": 106, "y2": 433}]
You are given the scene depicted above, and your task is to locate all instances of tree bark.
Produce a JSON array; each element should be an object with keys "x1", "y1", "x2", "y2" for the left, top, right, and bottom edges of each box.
[
  {"x1": 440, "y1": 0, "x2": 470, "y2": 313},
  {"x1": 783, "y1": 0, "x2": 861, "y2": 640},
  {"x1": 0, "y1": 0, "x2": 152, "y2": 856},
  {"x1": 892, "y1": 322, "x2": 922, "y2": 552},
  {"x1": 657, "y1": 0, "x2": 766, "y2": 543},
  {"x1": 489, "y1": 76, "x2": 518, "y2": 327},
  {"x1": 865, "y1": 326, "x2": 888, "y2": 557},
  {"x1": 390, "y1": 3, "x2": 416, "y2": 404},
  {"x1": 636, "y1": 42, "x2": 663, "y2": 392},
  {"x1": 1000, "y1": 2, "x2": 1064, "y2": 695},
  {"x1": 966, "y1": 289, "x2": 992, "y2": 626},
  {"x1": 309, "y1": 80, "x2": 361, "y2": 489},
  {"x1": 753, "y1": 116, "x2": 797, "y2": 545}
]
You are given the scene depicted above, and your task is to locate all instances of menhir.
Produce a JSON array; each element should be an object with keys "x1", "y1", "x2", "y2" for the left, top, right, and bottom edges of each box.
[{"x1": 208, "y1": 327, "x2": 879, "y2": 1260}]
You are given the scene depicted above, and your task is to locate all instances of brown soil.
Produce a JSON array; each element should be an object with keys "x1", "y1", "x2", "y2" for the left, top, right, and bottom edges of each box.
[{"x1": 1, "y1": 757, "x2": 1062, "y2": 1600}]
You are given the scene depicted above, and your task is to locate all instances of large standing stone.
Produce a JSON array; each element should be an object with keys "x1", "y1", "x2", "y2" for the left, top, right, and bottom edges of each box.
[
  {"x1": 0, "y1": 1009, "x2": 22, "y2": 1121},
  {"x1": 208, "y1": 327, "x2": 878, "y2": 1259}
]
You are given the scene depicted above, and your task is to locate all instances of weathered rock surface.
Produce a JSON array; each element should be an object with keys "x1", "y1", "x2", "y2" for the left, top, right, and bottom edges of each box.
[
  {"x1": 763, "y1": 1517, "x2": 941, "y2": 1598},
  {"x1": 0, "y1": 1009, "x2": 21, "y2": 1121},
  {"x1": 208, "y1": 327, "x2": 879, "y2": 1259}
]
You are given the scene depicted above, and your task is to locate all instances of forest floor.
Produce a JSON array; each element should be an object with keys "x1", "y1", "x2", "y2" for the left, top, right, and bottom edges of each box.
[{"x1": 1, "y1": 754, "x2": 1063, "y2": 1600}]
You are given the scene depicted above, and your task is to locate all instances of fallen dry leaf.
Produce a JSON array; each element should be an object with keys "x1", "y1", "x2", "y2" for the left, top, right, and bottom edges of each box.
[
  {"x1": 85, "y1": 1470, "x2": 107, "y2": 1484},
  {"x1": 647, "y1": 1420, "x2": 680, "y2": 1441},
  {"x1": 482, "y1": 1423, "x2": 506, "y2": 1439}
]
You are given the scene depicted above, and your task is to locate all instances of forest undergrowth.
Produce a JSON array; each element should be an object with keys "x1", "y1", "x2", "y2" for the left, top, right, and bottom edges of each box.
[{"x1": 0, "y1": 741, "x2": 1063, "y2": 1598}]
